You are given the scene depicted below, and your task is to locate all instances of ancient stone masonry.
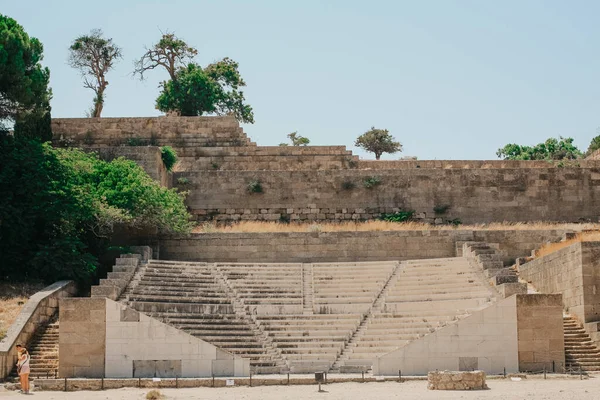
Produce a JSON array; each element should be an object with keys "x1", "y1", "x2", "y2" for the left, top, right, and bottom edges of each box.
[
  {"x1": 52, "y1": 116, "x2": 600, "y2": 224},
  {"x1": 158, "y1": 229, "x2": 570, "y2": 265},
  {"x1": 427, "y1": 371, "x2": 487, "y2": 391}
]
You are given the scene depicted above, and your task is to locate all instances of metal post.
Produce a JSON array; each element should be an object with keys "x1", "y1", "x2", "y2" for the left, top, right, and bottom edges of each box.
[
  {"x1": 250, "y1": 371, "x2": 252, "y2": 387},
  {"x1": 544, "y1": 368, "x2": 546, "y2": 380},
  {"x1": 64, "y1": 378, "x2": 67, "y2": 392},
  {"x1": 138, "y1": 378, "x2": 141, "y2": 388},
  {"x1": 324, "y1": 372, "x2": 327, "y2": 384},
  {"x1": 399, "y1": 370, "x2": 402, "y2": 383},
  {"x1": 362, "y1": 371, "x2": 365, "y2": 382},
  {"x1": 212, "y1": 374, "x2": 215, "y2": 387},
  {"x1": 176, "y1": 376, "x2": 178, "y2": 389},
  {"x1": 101, "y1": 377, "x2": 104, "y2": 390},
  {"x1": 552, "y1": 360, "x2": 555, "y2": 373},
  {"x1": 503, "y1": 367, "x2": 506, "y2": 378},
  {"x1": 287, "y1": 373, "x2": 290, "y2": 385}
]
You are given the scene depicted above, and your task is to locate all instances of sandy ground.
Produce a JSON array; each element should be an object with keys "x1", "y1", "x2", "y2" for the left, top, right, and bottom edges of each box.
[{"x1": 1, "y1": 377, "x2": 598, "y2": 400}]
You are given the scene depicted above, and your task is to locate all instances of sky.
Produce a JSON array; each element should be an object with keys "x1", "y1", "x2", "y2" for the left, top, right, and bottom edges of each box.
[{"x1": 4, "y1": 0, "x2": 600, "y2": 160}]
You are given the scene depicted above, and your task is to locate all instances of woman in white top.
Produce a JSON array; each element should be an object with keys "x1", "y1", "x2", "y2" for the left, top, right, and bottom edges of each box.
[{"x1": 16, "y1": 346, "x2": 30, "y2": 394}]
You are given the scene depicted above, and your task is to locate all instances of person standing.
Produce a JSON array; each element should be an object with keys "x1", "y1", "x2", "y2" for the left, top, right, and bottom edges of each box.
[{"x1": 16, "y1": 345, "x2": 30, "y2": 394}]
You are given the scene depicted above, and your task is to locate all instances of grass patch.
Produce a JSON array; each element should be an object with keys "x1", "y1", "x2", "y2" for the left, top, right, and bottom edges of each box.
[
  {"x1": 534, "y1": 231, "x2": 600, "y2": 258},
  {"x1": 191, "y1": 221, "x2": 600, "y2": 234}
]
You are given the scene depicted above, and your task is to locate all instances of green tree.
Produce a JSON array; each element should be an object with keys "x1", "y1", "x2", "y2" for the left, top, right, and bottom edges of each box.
[
  {"x1": 68, "y1": 29, "x2": 122, "y2": 117},
  {"x1": 0, "y1": 14, "x2": 51, "y2": 135},
  {"x1": 355, "y1": 127, "x2": 402, "y2": 160},
  {"x1": 586, "y1": 128, "x2": 600, "y2": 156},
  {"x1": 286, "y1": 131, "x2": 310, "y2": 146},
  {"x1": 134, "y1": 32, "x2": 198, "y2": 81},
  {"x1": 496, "y1": 137, "x2": 582, "y2": 160},
  {"x1": 156, "y1": 60, "x2": 254, "y2": 123},
  {"x1": 0, "y1": 137, "x2": 191, "y2": 284}
]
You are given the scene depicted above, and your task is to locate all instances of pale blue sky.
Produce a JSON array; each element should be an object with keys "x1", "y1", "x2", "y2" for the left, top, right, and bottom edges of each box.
[{"x1": 4, "y1": 0, "x2": 600, "y2": 159}]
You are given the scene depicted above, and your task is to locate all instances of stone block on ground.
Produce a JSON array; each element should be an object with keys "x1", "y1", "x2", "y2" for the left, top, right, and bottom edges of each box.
[{"x1": 427, "y1": 370, "x2": 487, "y2": 390}]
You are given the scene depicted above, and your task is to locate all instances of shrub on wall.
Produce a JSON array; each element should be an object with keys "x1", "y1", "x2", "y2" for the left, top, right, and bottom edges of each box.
[
  {"x1": 160, "y1": 146, "x2": 178, "y2": 171},
  {"x1": 363, "y1": 176, "x2": 382, "y2": 189},
  {"x1": 379, "y1": 210, "x2": 415, "y2": 222},
  {"x1": 247, "y1": 180, "x2": 263, "y2": 193}
]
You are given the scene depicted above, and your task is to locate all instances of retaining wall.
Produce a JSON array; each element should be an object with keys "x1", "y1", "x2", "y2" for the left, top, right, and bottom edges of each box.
[
  {"x1": 0, "y1": 281, "x2": 77, "y2": 380},
  {"x1": 158, "y1": 229, "x2": 569, "y2": 264},
  {"x1": 175, "y1": 167, "x2": 600, "y2": 224}
]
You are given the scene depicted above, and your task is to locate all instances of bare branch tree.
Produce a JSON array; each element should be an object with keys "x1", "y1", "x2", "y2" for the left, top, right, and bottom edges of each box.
[
  {"x1": 68, "y1": 29, "x2": 122, "y2": 117},
  {"x1": 133, "y1": 32, "x2": 198, "y2": 80}
]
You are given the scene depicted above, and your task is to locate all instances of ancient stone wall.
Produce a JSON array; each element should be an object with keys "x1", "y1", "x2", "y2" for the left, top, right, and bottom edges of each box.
[
  {"x1": 519, "y1": 242, "x2": 600, "y2": 324},
  {"x1": 176, "y1": 167, "x2": 600, "y2": 224},
  {"x1": 0, "y1": 281, "x2": 77, "y2": 380},
  {"x1": 59, "y1": 298, "x2": 107, "y2": 378},
  {"x1": 51, "y1": 116, "x2": 254, "y2": 148},
  {"x1": 516, "y1": 294, "x2": 565, "y2": 372},
  {"x1": 158, "y1": 229, "x2": 569, "y2": 264},
  {"x1": 51, "y1": 117, "x2": 600, "y2": 224}
]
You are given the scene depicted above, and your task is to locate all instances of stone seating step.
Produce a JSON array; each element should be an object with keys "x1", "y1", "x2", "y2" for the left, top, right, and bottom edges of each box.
[
  {"x1": 385, "y1": 292, "x2": 490, "y2": 303},
  {"x1": 129, "y1": 294, "x2": 231, "y2": 304}
]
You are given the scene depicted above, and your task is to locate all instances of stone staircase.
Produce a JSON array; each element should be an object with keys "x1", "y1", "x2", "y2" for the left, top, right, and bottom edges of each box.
[
  {"x1": 21, "y1": 317, "x2": 59, "y2": 379},
  {"x1": 564, "y1": 315, "x2": 600, "y2": 372},
  {"x1": 119, "y1": 260, "x2": 283, "y2": 374},
  {"x1": 337, "y1": 257, "x2": 497, "y2": 372},
  {"x1": 302, "y1": 264, "x2": 314, "y2": 315},
  {"x1": 330, "y1": 261, "x2": 403, "y2": 372},
  {"x1": 462, "y1": 242, "x2": 526, "y2": 298}
]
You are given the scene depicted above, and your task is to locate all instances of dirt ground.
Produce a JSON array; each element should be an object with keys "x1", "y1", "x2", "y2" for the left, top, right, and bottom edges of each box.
[{"x1": 0, "y1": 377, "x2": 598, "y2": 400}]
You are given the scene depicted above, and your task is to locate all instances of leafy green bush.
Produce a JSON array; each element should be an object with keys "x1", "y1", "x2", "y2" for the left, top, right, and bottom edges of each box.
[
  {"x1": 160, "y1": 146, "x2": 178, "y2": 171},
  {"x1": 247, "y1": 180, "x2": 263, "y2": 193},
  {"x1": 363, "y1": 176, "x2": 382, "y2": 189},
  {"x1": 0, "y1": 137, "x2": 191, "y2": 284},
  {"x1": 379, "y1": 210, "x2": 415, "y2": 222}
]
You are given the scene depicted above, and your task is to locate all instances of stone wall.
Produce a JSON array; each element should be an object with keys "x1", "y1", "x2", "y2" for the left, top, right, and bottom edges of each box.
[
  {"x1": 158, "y1": 229, "x2": 569, "y2": 264},
  {"x1": 59, "y1": 298, "x2": 107, "y2": 378},
  {"x1": 427, "y1": 371, "x2": 487, "y2": 390},
  {"x1": 516, "y1": 294, "x2": 565, "y2": 372},
  {"x1": 52, "y1": 116, "x2": 253, "y2": 148},
  {"x1": 0, "y1": 281, "x2": 77, "y2": 380},
  {"x1": 175, "y1": 167, "x2": 600, "y2": 224},
  {"x1": 518, "y1": 241, "x2": 600, "y2": 324},
  {"x1": 59, "y1": 298, "x2": 250, "y2": 378}
]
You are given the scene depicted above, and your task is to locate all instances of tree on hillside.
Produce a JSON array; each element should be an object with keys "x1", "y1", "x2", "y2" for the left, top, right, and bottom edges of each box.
[
  {"x1": 586, "y1": 128, "x2": 600, "y2": 156},
  {"x1": 156, "y1": 60, "x2": 254, "y2": 123},
  {"x1": 133, "y1": 32, "x2": 198, "y2": 81},
  {"x1": 68, "y1": 29, "x2": 122, "y2": 118},
  {"x1": 355, "y1": 127, "x2": 402, "y2": 160},
  {"x1": 496, "y1": 137, "x2": 582, "y2": 160},
  {"x1": 0, "y1": 14, "x2": 51, "y2": 137},
  {"x1": 279, "y1": 131, "x2": 309, "y2": 146}
]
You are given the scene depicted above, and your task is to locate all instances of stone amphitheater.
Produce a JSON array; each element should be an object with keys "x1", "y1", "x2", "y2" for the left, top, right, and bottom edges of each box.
[{"x1": 3, "y1": 116, "x2": 600, "y2": 388}]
